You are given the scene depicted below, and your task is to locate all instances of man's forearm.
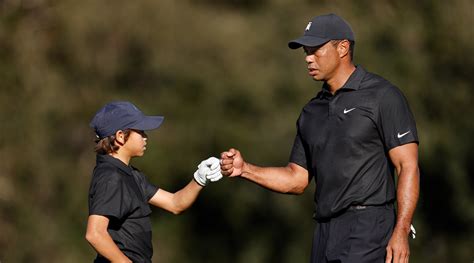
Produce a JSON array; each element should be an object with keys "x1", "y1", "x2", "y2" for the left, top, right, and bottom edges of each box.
[
  {"x1": 394, "y1": 164, "x2": 420, "y2": 234},
  {"x1": 241, "y1": 162, "x2": 309, "y2": 194}
]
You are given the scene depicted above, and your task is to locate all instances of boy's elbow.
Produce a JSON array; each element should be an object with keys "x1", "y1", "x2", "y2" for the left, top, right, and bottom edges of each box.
[
  {"x1": 85, "y1": 229, "x2": 101, "y2": 245},
  {"x1": 170, "y1": 205, "x2": 187, "y2": 215},
  {"x1": 170, "y1": 197, "x2": 190, "y2": 215},
  {"x1": 85, "y1": 231, "x2": 95, "y2": 244},
  {"x1": 171, "y1": 209, "x2": 183, "y2": 215}
]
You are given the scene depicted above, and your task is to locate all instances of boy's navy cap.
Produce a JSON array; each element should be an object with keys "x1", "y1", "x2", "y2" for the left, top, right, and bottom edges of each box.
[
  {"x1": 90, "y1": 101, "x2": 164, "y2": 139},
  {"x1": 288, "y1": 13, "x2": 354, "y2": 49}
]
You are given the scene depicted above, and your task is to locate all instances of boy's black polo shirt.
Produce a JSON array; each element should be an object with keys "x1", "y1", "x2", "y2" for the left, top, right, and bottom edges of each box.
[
  {"x1": 88, "y1": 154, "x2": 159, "y2": 263},
  {"x1": 290, "y1": 66, "x2": 418, "y2": 220}
]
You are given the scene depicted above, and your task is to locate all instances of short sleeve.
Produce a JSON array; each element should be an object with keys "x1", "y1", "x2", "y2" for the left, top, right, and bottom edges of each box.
[
  {"x1": 289, "y1": 127, "x2": 309, "y2": 170},
  {"x1": 89, "y1": 172, "x2": 128, "y2": 219},
  {"x1": 377, "y1": 86, "x2": 419, "y2": 151},
  {"x1": 132, "y1": 170, "x2": 159, "y2": 201}
]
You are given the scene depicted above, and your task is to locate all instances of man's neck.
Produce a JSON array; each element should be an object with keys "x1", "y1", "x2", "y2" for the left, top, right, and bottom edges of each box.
[{"x1": 326, "y1": 63, "x2": 356, "y2": 94}]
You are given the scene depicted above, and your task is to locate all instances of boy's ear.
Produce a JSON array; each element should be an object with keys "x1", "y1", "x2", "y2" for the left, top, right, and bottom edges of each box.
[{"x1": 114, "y1": 130, "x2": 125, "y2": 146}]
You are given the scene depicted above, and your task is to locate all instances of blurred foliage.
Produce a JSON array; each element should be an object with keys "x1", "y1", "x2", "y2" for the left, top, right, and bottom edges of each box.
[{"x1": 0, "y1": 0, "x2": 473, "y2": 262}]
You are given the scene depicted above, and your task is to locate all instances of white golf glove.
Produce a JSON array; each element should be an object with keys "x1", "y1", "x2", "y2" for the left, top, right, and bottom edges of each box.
[
  {"x1": 193, "y1": 157, "x2": 222, "y2": 186},
  {"x1": 205, "y1": 157, "x2": 223, "y2": 182}
]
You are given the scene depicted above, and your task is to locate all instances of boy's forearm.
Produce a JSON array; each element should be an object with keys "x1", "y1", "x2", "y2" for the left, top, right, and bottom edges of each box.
[
  {"x1": 172, "y1": 180, "x2": 203, "y2": 214},
  {"x1": 87, "y1": 231, "x2": 131, "y2": 263}
]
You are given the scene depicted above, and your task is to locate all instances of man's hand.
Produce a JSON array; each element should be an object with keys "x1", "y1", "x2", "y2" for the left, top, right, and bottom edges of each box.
[
  {"x1": 220, "y1": 148, "x2": 244, "y2": 177},
  {"x1": 194, "y1": 157, "x2": 222, "y2": 186},
  {"x1": 385, "y1": 228, "x2": 410, "y2": 263}
]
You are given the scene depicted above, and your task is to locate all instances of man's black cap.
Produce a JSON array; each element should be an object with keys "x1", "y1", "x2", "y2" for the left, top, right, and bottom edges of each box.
[
  {"x1": 90, "y1": 101, "x2": 164, "y2": 139},
  {"x1": 288, "y1": 13, "x2": 354, "y2": 49}
]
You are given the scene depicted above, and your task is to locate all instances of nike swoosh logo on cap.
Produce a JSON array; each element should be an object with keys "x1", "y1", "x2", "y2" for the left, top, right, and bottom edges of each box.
[
  {"x1": 343, "y1": 108, "x2": 356, "y2": 114},
  {"x1": 397, "y1": 131, "x2": 411, "y2": 138}
]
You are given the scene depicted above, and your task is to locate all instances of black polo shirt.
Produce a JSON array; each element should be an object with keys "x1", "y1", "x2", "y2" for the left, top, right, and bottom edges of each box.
[
  {"x1": 88, "y1": 154, "x2": 159, "y2": 262},
  {"x1": 290, "y1": 66, "x2": 418, "y2": 220}
]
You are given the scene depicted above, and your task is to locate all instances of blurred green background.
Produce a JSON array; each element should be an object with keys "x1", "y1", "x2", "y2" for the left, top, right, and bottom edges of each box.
[{"x1": 0, "y1": 0, "x2": 473, "y2": 262}]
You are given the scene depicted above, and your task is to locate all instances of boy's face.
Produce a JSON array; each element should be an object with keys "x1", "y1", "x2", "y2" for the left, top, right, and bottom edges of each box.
[{"x1": 122, "y1": 130, "x2": 148, "y2": 157}]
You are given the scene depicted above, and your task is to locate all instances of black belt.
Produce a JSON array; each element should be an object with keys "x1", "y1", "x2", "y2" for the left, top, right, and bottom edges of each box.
[
  {"x1": 348, "y1": 202, "x2": 394, "y2": 211},
  {"x1": 349, "y1": 205, "x2": 369, "y2": 210},
  {"x1": 313, "y1": 202, "x2": 394, "y2": 221}
]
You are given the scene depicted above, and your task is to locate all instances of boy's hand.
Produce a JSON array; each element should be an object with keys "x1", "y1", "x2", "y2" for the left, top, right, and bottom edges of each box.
[
  {"x1": 193, "y1": 157, "x2": 222, "y2": 186},
  {"x1": 204, "y1": 157, "x2": 223, "y2": 182}
]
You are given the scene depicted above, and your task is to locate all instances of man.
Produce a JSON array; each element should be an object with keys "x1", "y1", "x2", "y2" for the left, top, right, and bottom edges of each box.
[{"x1": 220, "y1": 14, "x2": 419, "y2": 263}]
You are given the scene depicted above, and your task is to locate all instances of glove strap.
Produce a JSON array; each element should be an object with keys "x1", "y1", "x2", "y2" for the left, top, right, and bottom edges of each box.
[{"x1": 193, "y1": 177, "x2": 206, "y2": 187}]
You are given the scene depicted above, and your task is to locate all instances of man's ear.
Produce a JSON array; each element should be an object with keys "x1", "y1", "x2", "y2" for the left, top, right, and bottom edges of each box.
[
  {"x1": 337, "y1": 40, "x2": 350, "y2": 58},
  {"x1": 114, "y1": 130, "x2": 125, "y2": 146}
]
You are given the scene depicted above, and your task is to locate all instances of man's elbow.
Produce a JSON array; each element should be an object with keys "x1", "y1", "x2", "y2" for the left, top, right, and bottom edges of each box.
[
  {"x1": 288, "y1": 186, "x2": 306, "y2": 195},
  {"x1": 285, "y1": 163, "x2": 309, "y2": 195},
  {"x1": 285, "y1": 181, "x2": 307, "y2": 195}
]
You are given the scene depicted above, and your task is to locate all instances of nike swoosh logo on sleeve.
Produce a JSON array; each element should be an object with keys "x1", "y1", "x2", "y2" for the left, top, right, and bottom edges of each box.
[{"x1": 397, "y1": 131, "x2": 411, "y2": 138}]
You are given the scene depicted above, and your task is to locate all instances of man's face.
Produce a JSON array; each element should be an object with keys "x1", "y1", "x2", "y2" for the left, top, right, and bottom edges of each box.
[{"x1": 303, "y1": 41, "x2": 341, "y2": 81}]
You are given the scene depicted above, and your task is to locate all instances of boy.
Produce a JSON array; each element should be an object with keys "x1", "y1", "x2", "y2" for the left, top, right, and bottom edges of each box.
[{"x1": 85, "y1": 101, "x2": 221, "y2": 263}]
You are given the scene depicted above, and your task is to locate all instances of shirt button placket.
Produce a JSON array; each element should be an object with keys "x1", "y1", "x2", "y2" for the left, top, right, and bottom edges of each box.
[{"x1": 328, "y1": 94, "x2": 339, "y2": 117}]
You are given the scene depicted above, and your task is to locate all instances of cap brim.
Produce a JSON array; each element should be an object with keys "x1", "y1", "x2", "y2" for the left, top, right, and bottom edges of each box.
[
  {"x1": 288, "y1": 36, "x2": 330, "y2": 49},
  {"x1": 130, "y1": 116, "x2": 164, "y2": 131}
]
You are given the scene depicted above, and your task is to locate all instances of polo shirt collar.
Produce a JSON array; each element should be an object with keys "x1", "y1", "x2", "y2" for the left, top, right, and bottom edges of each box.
[
  {"x1": 96, "y1": 154, "x2": 134, "y2": 175},
  {"x1": 340, "y1": 65, "x2": 366, "y2": 91},
  {"x1": 319, "y1": 65, "x2": 366, "y2": 97}
]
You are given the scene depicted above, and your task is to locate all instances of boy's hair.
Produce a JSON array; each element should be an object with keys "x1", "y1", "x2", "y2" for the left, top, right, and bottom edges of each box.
[{"x1": 94, "y1": 129, "x2": 132, "y2": 155}]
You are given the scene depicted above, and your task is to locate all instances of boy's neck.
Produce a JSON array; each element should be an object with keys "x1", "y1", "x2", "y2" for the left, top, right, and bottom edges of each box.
[{"x1": 110, "y1": 152, "x2": 131, "y2": 166}]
